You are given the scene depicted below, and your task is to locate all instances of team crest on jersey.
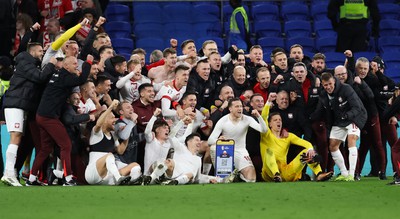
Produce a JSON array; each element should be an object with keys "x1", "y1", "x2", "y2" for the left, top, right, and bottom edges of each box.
[
  {"x1": 14, "y1": 123, "x2": 20, "y2": 128},
  {"x1": 205, "y1": 88, "x2": 210, "y2": 94},
  {"x1": 167, "y1": 89, "x2": 173, "y2": 94},
  {"x1": 338, "y1": 97, "x2": 343, "y2": 102},
  {"x1": 288, "y1": 113, "x2": 293, "y2": 119},
  {"x1": 313, "y1": 88, "x2": 318, "y2": 94}
]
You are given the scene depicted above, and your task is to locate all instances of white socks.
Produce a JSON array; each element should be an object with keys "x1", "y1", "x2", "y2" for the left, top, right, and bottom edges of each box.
[
  {"x1": 150, "y1": 162, "x2": 167, "y2": 183},
  {"x1": 53, "y1": 169, "x2": 64, "y2": 178},
  {"x1": 348, "y1": 147, "x2": 358, "y2": 177},
  {"x1": 240, "y1": 173, "x2": 256, "y2": 183},
  {"x1": 130, "y1": 166, "x2": 141, "y2": 181},
  {"x1": 176, "y1": 175, "x2": 189, "y2": 184},
  {"x1": 105, "y1": 155, "x2": 121, "y2": 180},
  {"x1": 331, "y1": 150, "x2": 349, "y2": 177},
  {"x1": 5, "y1": 144, "x2": 18, "y2": 176}
]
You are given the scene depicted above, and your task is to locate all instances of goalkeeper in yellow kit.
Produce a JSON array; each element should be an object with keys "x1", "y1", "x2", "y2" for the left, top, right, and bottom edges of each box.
[{"x1": 260, "y1": 93, "x2": 333, "y2": 182}]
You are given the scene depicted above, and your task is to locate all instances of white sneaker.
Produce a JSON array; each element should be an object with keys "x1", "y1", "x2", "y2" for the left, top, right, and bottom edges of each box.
[{"x1": 1, "y1": 175, "x2": 23, "y2": 187}]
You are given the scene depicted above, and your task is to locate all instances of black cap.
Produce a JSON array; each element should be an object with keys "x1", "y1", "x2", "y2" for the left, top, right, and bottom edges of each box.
[{"x1": 371, "y1": 56, "x2": 385, "y2": 70}]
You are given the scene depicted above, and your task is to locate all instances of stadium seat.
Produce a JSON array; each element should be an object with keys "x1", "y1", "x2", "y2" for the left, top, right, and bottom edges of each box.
[
  {"x1": 251, "y1": 4, "x2": 280, "y2": 21},
  {"x1": 354, "y1": 52, "x2": 378, "y2": 60},
  {"x1": 193, "y1": 4, "x2": 220, "y2": 22},
  {"x1": 133, "y1": 4, "x2": 164, "y2": 23},
  {"x1": 258, "y1": 37, "x2": 285, "y2": 55},
  {"x1": 310, "y1": 2, "x2": 329, "y2": 21},
  {"x1": 195, "y1": 36, "x2": 225, "y2": 55},
  {"x1": 133, "y1": 22, "x2": 164, "y2": 39},
  {"x1": 164, "y1": 22, "x2": 195, "y2": 40},
  {"x1": 324, "y1": 52, "x2": 345, "y2": 69},
  {"x1": 379, "y1": 19, "x2": 400, "y2": 37},
  {"x1": 193, "y1": 22, "x2": 222, "y2": 38},
  {"x1": 284, "y1": 20, "x2": 312, "y2": 38},
  {"x1": 192, "y1": 1, "x2": 219, "y2": 6},
  {"x1": 104, "y1": 4, "x2": 130, "y2": 22},
  {"x1": 314, "y1": 20, "x2": 337, "y2": 38},
  {"x1": 316, "y1": 36, "x2": 337, "y2": 53},
  {"x1": 378, "y1": 3, "x2": 400, "y2": 20},
  {"x1": 384, "y1": 68, "x2": 400, "y2": 83},
  {"x1": 163, "y1": 3, "x2": 194, "y2": 22},
  {"x1": 286, "y1": 37, "x2": 315, "y2": 53},
  {"x1": 135, "y1": 37, "x2": 166, "y2": 61},
  {"x1": 281, "y1": 3, "x2": 309, "y2": 21},
  {"x1": 104, "y1": 21, "x2": 131, "y2": 39},
  {"x1": 378, "y1": 36, "x2": 400, "y2": 53},
  {"x1": 382, "y1": 51, "x2": 400, "y2": 69},
  {"x1": 112, "y1": 38, "x2": 134, "y2": 54},
  {"x1": 253, "y1": 20, "x2": 281, "y2": 38}
]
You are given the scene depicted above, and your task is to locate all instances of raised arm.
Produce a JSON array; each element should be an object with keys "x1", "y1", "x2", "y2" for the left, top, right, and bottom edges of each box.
[
  {"x1": 93, "y1": 99, "x2": 119, "y2": 133},
  {"x1": 144, "y1": 108, "x2": 161, "y2": 142}
]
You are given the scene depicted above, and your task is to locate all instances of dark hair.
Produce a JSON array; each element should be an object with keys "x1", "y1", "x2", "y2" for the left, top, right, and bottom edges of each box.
[
  {"x1": 132, "y1": 48, "x2": 146, "y2": 55},
  {"x1": 181, "y1": 39, "x2": 195, "y2": 50},
  {"x1": 110, "y1": 55, "x2": 126, "y2": 66},
  {"x1": 94, "y1": 75, "x2": 111, "y2": 86},
  {"x1": 249, "y1": 45, "x2": 262, "y2": 52},
  {"x1": 250, "y1": 93, "x2": 263, "y2": 102},
  {"x1": 293, "y1": 62, "x2": 307, "y2": 70},
  {"x1": 228, "y1": 97, "x2": 242, "y2": 108},
  {"x1": 181, "y1": 91, "x2": 197, "y2": 102},
  {"x1": 321, "y1": 72, "x2": 334, "y2": 82},
  {"x1": 185, "y1": 133, "x2": 201, "y2": 146},
  {"x1": 152, "y1": 119, "x2": 169, "y2": 132},
  {"x1": 312, "y1": 53, "x2": 326, "y2": 61},
  {"x1": 27, "y1": 42, "x2": 42, "y2": 52},
  {"x1": 138, "y1": 83, "x2": 153, "y2": 94},
  {"x1": 268, "y1": 112, "x2": 281, "y2": 123},
  {"x1": 163, "y1": 47, "x2": 176, "y2": 58},
  {"x1": 175, "y1": 64, "x2": 190, "y2": 74},
  {"x1": 99, "y1": 45, "x2": 113, "y2": 55}
]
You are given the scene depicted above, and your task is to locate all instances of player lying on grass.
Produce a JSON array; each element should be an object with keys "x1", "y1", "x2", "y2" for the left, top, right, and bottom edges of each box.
[
  {"x1": 260, "y1": 93, "x2": 333, "y2": 182},
  {"x1": 85, "y1": 100, "x2": 142, "y2": 185},
  {"x1": 143, "y1": 118, "x2": 220, "y2": 185}
]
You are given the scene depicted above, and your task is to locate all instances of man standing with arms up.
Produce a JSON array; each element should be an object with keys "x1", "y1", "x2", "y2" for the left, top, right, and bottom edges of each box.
[{"x1": 311, "y1": 73, "x2": 367, "y2": 181}]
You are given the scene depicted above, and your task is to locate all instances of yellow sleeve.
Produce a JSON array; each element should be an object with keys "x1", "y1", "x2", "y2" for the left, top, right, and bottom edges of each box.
[
  {"x1": 261, "y1": 102, "x2": 271, "y2": 126},
  {"x1": 288, "y1": 134, "x2": 313, "y2": 150},
  {"x1": 51, "y1": 23, "x2": 82, "y2": 50}
]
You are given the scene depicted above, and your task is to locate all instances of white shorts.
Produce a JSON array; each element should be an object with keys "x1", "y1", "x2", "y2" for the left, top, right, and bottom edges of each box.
[
  {"x1": 85, "y1": 152, "x2": 117, "y2": 185},
  {"x1": 234, "y1": 149, "x2": 254, "y2": 171},
  {"x1": 4, "y1": 108, "x2": 26, "y2": 133},
  {"x1": 330, "y1": 123, "x2": 360, "y2": 142}
]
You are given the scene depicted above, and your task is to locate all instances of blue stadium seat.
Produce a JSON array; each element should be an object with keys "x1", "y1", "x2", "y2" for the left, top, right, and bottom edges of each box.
[
  {"x1": 251, "y1": 1, "x2": 277, "y2": 7},
  {"x1": 163, "y1": 3, "x2": 194, "y2": 22},
  {"x1": 119, "y1": 52, "x2": 132, "y2": 61},
  {"x1": 378, "y1": 36, "x2": 400, "y2": 53},
  {"x1": 112, "y1": 38, "x2": 134, "y2": 54},
  {"x1": 316, "y1": 36, "x2": 337, "y2": 53},
  {"x1": 135, "y1": 37, "x2": 166, "y2": 61},
  {"x1": 193, "y1": 4, "x2": 220, "y2": 22},
  {"x1": 133, "y1": 22, "x2": 164, "y2": 39},
  {"x1": 324, "y1": 52, "x2": 345, "y2": 69},
  {"x1": 382, "y1": 51, "x2": 400, "y2": 69},
  {"x1": 195, "y1": 36, "x2": 225, "y2": 54},
  {"x1": 384, "y1": 68, "x2": 400, "y2": 83},
  {"x1": 354, "y1": 52, "x2": 378, "y2": 60},
  {"x1": 192, "y1": 1, "x2": 219, "y2": 6},
  {"x1": 378, "y1": 3, "x2": 400, "y2": 20},
  {"x1": 164, "y1": 22, "x2": 194, "y2": 40},
  {"x1": 193, "y1": 22, "x2": 222, "y2": 38},
  {"x1": 284, "y1": 20, "x2": 312, "y2": 38},
  {"x1": 133, "y1": 4, "x2": 164, "y2": 23},
  {"x1": 251, "y1": 4, "x2": 280, "y2": 21},
  {"x1": 258, "y1": 37, "x2": 285, "y2": 55},
  {"x1": 104, "y1": 4, "x2": 130, "y2": 22},
  {"x1": 314, "y1": 20, "x2": 337, "y2": 38},
  {"x1": 253, "y1": 20, "x2": 281, "y2": 38},
  {"x1": 281, "y1": 1, "x2": 308, "y2": 5},
  {"x1": 310, "y1": 2, "x2": 328, "y2": 21},
  {"x1": 286, "y1": 37, "x2": 315, "y2": 53},
  {"x1": 281, "y1": 3, "x2": 309, "y2": 21},
  {"x1": 379, "y1": 19, "x2": 400, "y2": 37},
  {"x1": 104, "y1": 21, "x2": 131, "y2": 39}
]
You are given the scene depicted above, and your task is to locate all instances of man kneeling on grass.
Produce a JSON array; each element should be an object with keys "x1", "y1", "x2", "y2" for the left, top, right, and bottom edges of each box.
[
  {"x1": 260, "y1": 93, "x2": 333, "y2": 182},
  {"x1": 85, "y1": 100, "x2": 142, "y2": 185},
  {"x1": 143, "y1": 120, "x2": 219, "y2": 185}
]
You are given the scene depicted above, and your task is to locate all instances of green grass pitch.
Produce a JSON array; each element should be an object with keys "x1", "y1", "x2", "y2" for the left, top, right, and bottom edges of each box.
[{"x1": 0, "y1": 178, "x2": 398, "y2": 219}]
